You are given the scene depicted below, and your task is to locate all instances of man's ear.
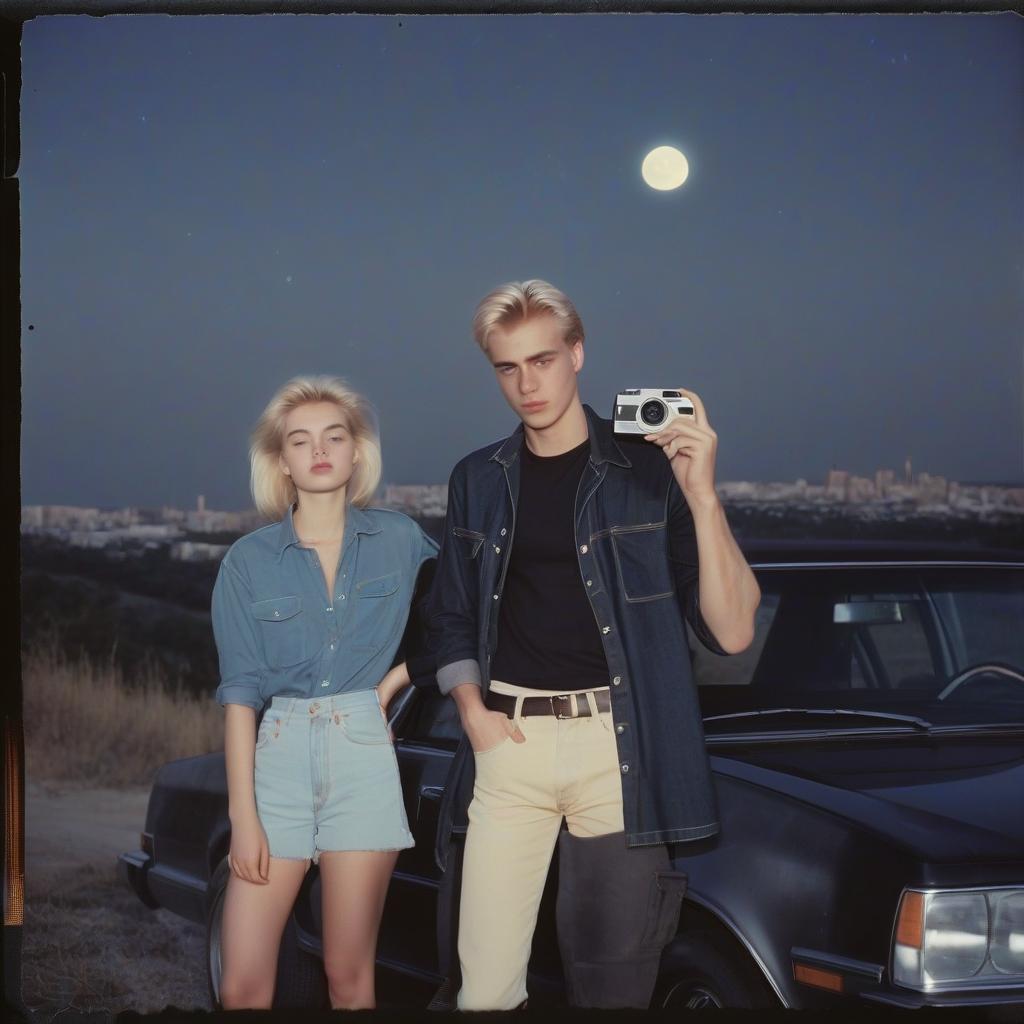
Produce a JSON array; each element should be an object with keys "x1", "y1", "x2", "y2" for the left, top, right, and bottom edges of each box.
[{"x1": 572, "y1": 340, "x2": 585, "y2": 374}]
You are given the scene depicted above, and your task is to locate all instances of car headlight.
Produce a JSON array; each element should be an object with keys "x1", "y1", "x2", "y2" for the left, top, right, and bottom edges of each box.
[{"x1": 893, "y1": 888, "x2": 1024, "y2": 990}]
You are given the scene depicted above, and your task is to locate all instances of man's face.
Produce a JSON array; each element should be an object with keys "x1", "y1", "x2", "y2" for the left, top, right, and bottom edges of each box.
[{"x1": 487, "y1": 314, "x2": 583, "y2": 430}]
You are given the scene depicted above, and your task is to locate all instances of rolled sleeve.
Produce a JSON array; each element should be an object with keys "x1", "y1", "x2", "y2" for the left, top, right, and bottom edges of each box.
[
  {"x1": 666, "y1": 484, "x2": 729, "y2": 657},
  {"x1": 436, "y1": 657, "x2": 481, "y2": 696},
  {"x1": 211, "y1": 556, "x2": 265, "y2": 710}
]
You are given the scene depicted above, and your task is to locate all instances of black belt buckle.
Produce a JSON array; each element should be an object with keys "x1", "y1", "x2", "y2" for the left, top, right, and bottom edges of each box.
[{"x1": 550, "y1": 693, "x2": 579, "y2": 720}]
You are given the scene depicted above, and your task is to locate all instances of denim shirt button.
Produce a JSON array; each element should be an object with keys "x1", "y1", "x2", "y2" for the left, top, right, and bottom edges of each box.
[
  {"x1": 500, "y1": 528, "x2": 507, "y2": 536},
  {"x1": 612, "y1": 676, "x2": 621, "y2": 685},
  {"x1": 620, "y1": 763, "x2": 629, "y2": 773},
  {"x1": 580, "y1": 544, "x2": 588, "y2": 554},
  {"x1": 616, "y1": 723, "x2": 625, "y2": 734},
  {"x1": 601, "y1": 626, "x2": 611, "y2": 634}
]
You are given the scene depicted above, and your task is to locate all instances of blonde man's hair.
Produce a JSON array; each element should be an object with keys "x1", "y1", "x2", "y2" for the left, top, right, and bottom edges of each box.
[
  {"x1": 472, "y1": 279, "x2": 585, "y2": 354},
  {"x1": 249, "y1": 375, "x2": 382, "y2": 520}
]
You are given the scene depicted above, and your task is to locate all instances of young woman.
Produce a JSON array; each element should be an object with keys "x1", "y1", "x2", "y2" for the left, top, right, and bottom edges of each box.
[{"x1": 211, "y1": 376, "x2": 437, "y2": 1010}]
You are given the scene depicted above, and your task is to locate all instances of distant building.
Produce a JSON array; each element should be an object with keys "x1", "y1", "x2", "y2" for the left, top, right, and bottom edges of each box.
[
  {"x1": 847, "y1": 476, "x2": 876, "y2": 502},
  {"x1": 382, "y1": 484, "x2": 448, "y2": 517},
  {"x1": 186, "y1": 508, "x2": 265, "y2": 534},
  {"x1": 824, "y1": 470, "x2": 849, "y2": 501},
  {"x1": 916, "y1": 472, "x2": 948, "y2": 505},
  {"x1": 716, "y1": 481, "x2": 757, "y2": 501},
  {"x1": 875, "y1": 469, "x2": 895, "y2": 498},
  {"x1": 21, "y1": 506, "x2": 43, "y2": 528},
  {"x1": 38, "y1": 505, "x2": 101, "y2": 529},
  {"x1": 171, "y1": 540, "x2": 229, "y2": 562}
]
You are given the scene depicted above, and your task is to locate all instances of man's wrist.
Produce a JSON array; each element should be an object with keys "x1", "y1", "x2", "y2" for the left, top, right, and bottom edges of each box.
[
  {"x1": 685, "y1": 488, "x2": 722, "y2": 517},
  {"x1": 450, "y1": 681, "x2": 487, "y2": 724}
]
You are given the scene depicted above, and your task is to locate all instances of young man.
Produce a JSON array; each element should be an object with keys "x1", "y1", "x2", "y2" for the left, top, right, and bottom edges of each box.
[{"x1": 429, "y1": 280, "x2": 760, "y2": 1011}]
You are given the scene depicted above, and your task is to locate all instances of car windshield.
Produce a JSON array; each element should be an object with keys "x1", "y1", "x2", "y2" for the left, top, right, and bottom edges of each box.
[{"x1": 692, "y1": 566, "x2": 1024, "y2": 732}]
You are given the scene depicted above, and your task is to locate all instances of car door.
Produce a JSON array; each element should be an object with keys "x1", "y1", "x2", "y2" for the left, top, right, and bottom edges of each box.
[{"x1": 373, "y1": 685, "x2": 461, "y2": 981}]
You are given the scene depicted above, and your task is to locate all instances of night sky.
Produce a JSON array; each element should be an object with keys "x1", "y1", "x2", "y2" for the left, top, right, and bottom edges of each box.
[{"x1": 20, "y1": 13, "x2": 1024, "y2": 510}]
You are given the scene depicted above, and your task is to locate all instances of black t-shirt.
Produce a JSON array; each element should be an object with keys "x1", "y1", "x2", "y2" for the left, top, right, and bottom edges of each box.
[{"x1": 490, "y1": 437, "x2": 610, "y2": 691}]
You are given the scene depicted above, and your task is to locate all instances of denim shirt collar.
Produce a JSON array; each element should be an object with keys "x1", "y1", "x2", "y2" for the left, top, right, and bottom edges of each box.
[
  {"x1": 488, "y1": 402, "x2": 632, "y2": 470},
  {"x1": 275, "y1": 501, "x2": 382, "y2": 560}
]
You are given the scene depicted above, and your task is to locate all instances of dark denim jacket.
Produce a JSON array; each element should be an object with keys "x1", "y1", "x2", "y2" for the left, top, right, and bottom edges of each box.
[{"x1": 430, "y1": 403, "x2": 730, "y2": 870}]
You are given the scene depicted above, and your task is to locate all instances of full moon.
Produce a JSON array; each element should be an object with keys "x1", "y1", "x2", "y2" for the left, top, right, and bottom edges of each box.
[{"x1": 641, "y1": 146, "x2": 689, "y2": 191}]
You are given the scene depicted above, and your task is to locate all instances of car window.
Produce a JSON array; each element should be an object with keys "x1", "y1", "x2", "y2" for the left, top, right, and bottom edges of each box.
[
  {"x1": 687, "y1": 593, "x2": 780, "y2": 687},
  {"x1": 695, "y1": 566, "x2": 1024, "y2": 728},
  {"x1": 850, "y1": 594, "x2": 938, "y2": 689},
  {"x1": 931, "y1": 579, "x2": 1024, "y2": 668},
  {"x1": 397, "y1": 687, "x2": 463, "y2": 749}
]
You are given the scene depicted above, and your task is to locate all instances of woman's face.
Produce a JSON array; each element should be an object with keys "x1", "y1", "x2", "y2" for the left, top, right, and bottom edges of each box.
[{"x1": 278, "y1": 401, "x2": 359, "y2": 499}]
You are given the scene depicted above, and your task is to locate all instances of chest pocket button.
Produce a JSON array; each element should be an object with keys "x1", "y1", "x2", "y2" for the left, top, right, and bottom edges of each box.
[{"x1": 250, "y1": 595, "x2": 307, "y2": 667}]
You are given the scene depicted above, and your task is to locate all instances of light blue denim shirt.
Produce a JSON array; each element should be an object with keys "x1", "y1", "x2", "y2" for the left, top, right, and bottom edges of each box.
[{"x1": 212, "y1": 502, "x2": 438, "y2": 711}]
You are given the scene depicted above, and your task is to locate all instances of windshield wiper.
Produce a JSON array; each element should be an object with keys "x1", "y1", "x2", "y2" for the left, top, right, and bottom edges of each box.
[{"x1": 703, "y1": 707, "x2": 934, "y2": 731}]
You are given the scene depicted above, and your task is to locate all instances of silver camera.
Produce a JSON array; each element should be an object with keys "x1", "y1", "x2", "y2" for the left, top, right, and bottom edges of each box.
[{"x1": 613, "y1": 389, "x2": 695, "y2": 435}]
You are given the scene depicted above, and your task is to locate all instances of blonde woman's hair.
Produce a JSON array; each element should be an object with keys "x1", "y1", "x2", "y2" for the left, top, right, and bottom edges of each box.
[
  {"x1": 249, "y1": 376, "x2": 382, "y2": 520},
  {"x1": 472, "y1": 279, "x2": 585, "y2": 355}
]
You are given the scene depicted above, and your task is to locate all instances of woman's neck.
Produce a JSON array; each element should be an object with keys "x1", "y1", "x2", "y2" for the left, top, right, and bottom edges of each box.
[{"x1": 292, "y1": 489, "x2": 348, "y2": 543}]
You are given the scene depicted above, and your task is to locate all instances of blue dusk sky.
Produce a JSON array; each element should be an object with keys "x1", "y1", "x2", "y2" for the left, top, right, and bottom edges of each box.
[{"x1": 19, "y1": 12, "x2": 1024, "y2": 509}]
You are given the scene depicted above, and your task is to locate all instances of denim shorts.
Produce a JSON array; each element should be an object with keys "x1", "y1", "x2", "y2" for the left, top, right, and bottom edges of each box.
[{"x1": 254, "y1": 689, "x2": 414, "y2": 861}]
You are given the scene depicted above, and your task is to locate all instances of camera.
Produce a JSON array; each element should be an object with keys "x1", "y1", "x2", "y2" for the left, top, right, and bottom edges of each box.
[{"x1": 613, "y1": 389, "x2": 695, "y2": 435}]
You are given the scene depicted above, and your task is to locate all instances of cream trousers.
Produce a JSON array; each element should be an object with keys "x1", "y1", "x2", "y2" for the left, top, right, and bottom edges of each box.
[{"x1": 455, "y1": 679, "x2": 624, "y2": 1011}]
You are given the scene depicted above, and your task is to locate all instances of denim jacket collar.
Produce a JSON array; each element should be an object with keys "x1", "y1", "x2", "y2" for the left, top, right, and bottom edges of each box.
[
  {"x1": 488, "y1": 402, "x2": 632, "y2": 470},
  {"x1": 275, "y1": 501, "x2": 382, "y2": 560}
]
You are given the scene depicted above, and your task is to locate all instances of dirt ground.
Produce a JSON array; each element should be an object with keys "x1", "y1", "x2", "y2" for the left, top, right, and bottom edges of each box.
[{"x1": 22, "y1": 779, "x2": 210, "y2": 1018}]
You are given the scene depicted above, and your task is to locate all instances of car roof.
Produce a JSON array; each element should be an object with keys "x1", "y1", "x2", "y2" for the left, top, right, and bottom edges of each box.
[{"x1": 737, "y1": 537, "x2": 1024, "y2": 568}]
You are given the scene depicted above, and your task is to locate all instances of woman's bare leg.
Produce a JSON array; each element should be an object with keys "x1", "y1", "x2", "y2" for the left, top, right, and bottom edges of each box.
[
  {"x1": 218, "y1": 856, "x2": 311, "y2": 1009},
  {"x1": 318, "y1": 849, "x2": 399, "y2": 1009}
]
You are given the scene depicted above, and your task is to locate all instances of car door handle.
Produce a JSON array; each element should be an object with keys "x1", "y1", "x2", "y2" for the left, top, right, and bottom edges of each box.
[{"x1": 416, "y1": 785, "x2": 444, "y2": 819}]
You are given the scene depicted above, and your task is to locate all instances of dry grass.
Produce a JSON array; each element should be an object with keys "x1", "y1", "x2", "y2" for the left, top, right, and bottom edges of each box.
[
  {"x1": 22, "y1": 640, "x2": 224, "y2": 788},
  {"x1": 23, "y1": 859, "x2": 209, "y2": 1015}
]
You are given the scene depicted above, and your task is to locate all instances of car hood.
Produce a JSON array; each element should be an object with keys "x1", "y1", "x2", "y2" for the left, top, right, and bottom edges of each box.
[{"x1": 710, "y1": 737, "x2": 1024, "y2": 862}]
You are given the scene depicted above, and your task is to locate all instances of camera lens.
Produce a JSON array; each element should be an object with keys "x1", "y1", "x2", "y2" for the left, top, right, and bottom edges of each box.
[{"x1": 640, "y1": 399, "x2": 666, "y2": 427}]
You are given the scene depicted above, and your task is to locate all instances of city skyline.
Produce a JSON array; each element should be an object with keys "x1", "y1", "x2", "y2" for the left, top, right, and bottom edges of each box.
[
  {"x1": 24, "y1": 462, "x2": 1024, "y2": 524},
  {"x1": 19, "y1": 14, "x2": 1024, "y2": 508}
]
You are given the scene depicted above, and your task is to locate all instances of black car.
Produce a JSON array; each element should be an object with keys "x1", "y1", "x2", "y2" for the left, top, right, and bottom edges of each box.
[{"x1": 120, "y1": 540, "x2": 1024, "y2": 1010}]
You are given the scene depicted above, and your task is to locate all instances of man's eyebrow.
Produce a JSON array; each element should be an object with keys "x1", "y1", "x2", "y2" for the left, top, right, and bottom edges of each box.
[
  {"x1": 491, "y1": 350, "x2": 561, "y2": 369},
  {"x1": 285, "y1": 423, "x2": 347, "y2": 438}
]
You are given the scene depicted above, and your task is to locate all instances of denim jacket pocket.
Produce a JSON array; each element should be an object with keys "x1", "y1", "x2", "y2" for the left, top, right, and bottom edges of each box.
[
  {"x1": 250, "y1": 595, "x2": 309, "y2": 668},
  {"x1": 610, "y1": 522, "x2": 675, "y2": 603},
  {"x1": 451, "y1": 526, "x2": 486, "y2": 559}
]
